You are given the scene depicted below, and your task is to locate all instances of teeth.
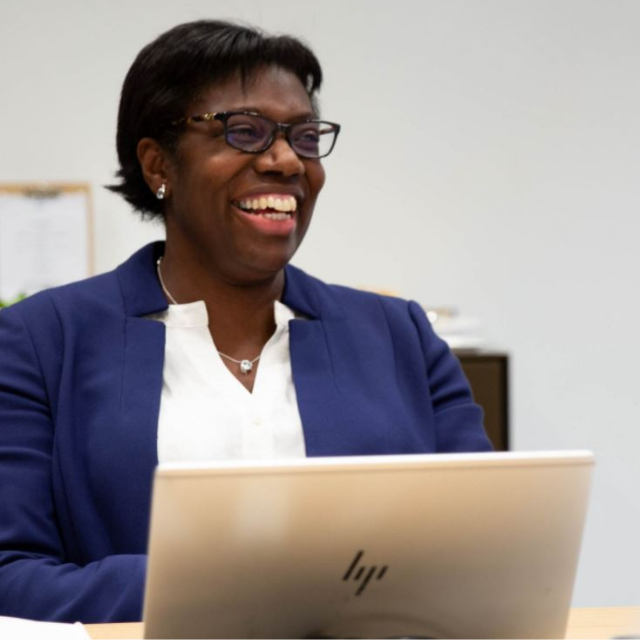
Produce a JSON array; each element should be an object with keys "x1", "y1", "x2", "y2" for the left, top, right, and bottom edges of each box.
[{"x1": 237, "y1": 195, "x2": 297, "y2": 213}]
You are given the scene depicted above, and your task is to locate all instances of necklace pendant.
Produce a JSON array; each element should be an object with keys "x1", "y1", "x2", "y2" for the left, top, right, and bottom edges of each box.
[{"x1": 240, "y1": 359, "x2": 253, "y2": 375}]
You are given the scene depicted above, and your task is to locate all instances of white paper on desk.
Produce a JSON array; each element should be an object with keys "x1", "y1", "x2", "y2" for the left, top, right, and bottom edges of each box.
[
  {"x1": 0, "y1": 191, "x2": 89, "y2": 299},
  {"x1": 0, "y1": 615, "x2": 90, "y2": 639}
]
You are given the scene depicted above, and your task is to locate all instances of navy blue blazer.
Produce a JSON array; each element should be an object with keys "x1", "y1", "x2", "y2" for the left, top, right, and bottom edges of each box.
[{"x1": 0, "y1": 242, "x2": 491, "y2": 623}]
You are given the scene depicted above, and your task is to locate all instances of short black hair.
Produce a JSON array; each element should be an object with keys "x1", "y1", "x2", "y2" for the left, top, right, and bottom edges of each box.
[{"x1": 107, "y1": 20, "x2": 323, "y2": 219}]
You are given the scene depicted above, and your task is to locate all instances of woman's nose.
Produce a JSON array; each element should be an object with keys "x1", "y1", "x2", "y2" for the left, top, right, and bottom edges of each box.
[{"x1": 254, "y1": 135, "x2": 306, "y2": 177}]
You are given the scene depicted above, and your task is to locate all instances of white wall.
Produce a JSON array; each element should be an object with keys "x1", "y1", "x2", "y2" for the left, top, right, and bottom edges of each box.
[{"x1": 2, "y1": 0, "x2": 639, "y2": 606}]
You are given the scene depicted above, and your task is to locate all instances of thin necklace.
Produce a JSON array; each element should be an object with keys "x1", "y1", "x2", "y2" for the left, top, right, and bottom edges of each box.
[
  {"x1": 156, "y1": 257, "x2": 261, "y2": 375},
  {"x1": 156, "y1": 257, "x2": 179, "y2": 305}
]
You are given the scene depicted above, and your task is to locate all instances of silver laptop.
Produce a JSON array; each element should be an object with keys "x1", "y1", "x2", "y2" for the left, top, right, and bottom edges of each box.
[{"x1": 143, "y1": 451, "x2": 594, "y2": 639}]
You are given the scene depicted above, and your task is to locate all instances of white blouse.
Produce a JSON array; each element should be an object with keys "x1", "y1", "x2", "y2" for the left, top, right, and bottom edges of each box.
[{"x1": 148, "y1": 300, "x2": 307, "y2": 464}]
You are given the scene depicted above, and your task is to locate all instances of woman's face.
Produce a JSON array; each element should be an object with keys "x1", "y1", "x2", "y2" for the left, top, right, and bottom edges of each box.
[{"x1": 163, "y1": 66, "x2": 326, "y2": 284}]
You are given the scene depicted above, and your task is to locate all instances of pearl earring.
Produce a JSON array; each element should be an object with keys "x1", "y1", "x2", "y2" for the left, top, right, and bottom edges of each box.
[{"x1": 156, "y1": 183, "x2": 166, "y2": 200}]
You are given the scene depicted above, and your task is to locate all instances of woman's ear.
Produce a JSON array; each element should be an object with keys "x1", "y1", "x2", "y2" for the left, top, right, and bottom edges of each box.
[{"x1": 137, "y1": 138, "x2": 171, "y2": 200}]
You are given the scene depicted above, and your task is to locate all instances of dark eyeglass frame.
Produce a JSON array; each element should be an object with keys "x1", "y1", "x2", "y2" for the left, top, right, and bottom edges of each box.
[{"x1": 169, "y1": 110, "x2": 341, "y2": 159}]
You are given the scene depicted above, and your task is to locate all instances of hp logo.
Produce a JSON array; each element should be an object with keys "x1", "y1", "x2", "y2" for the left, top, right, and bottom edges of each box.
[{"x1": 342, "y1": 550, "x2": 388, "y2": 596}]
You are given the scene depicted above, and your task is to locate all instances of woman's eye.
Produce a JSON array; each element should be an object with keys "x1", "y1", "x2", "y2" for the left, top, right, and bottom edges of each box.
[
  {"x1": 228, "y1": 125, "x2": 262, "y2": 141},
  {"x1": 293, "y1": 128, "x2": 320, "y2": 149},
  {"x1": 298, "y1": 129, "x2": 320, "y2": 141}
]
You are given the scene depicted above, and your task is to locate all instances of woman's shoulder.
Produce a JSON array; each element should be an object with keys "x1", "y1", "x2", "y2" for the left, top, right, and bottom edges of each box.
[
  {"x1": 1, "y1": 243, "x2": 163, "y2": 328},
  {"x1": 1, "y1": 270, "x2": 123, "y2": 327}
]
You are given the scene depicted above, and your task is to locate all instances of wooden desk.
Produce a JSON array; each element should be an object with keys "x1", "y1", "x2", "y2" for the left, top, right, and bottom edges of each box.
[
  {"x1": 566, "y1": 607, "x2": 640, "y2": 639},
  {"x1": 85, "y1": 606, "x2": 640, "y2": 639}
]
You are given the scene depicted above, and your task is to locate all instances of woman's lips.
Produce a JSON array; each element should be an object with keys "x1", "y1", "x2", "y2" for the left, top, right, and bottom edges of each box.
[
  {"x1": 231, "y1": 193, "x2": 300, "y2": 236},
  {"x1": 231, "y1": 201, "x2": 297, "y2": 236}
]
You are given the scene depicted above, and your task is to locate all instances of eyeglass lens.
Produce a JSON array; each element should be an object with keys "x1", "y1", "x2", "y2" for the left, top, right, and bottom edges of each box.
[{"x1": 224, "y1": 113, "x2": 337, "y2": 158}]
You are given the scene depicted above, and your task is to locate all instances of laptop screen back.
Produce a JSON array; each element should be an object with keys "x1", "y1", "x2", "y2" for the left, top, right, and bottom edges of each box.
[{"x1": 143, "y1": 451, "x2": 593, "y2": 639}]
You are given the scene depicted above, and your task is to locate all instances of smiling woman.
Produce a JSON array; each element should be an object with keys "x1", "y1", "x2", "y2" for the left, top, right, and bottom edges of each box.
[
  {"x1": 144, "y1": 67, "x2": 328, "y2": 321},
  {"x1": 0, "y1": 20, "x2": 492, "y2": 624}
]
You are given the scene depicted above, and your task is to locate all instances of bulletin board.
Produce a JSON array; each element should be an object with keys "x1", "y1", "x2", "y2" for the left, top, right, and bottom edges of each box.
[{"x1": 0, "y1": 183, "x2": 93, "y2": 303}]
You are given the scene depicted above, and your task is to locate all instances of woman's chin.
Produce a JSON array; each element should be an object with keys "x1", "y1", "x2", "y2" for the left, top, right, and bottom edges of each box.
[{"x1": 225, "y1": 247, "x2": 296, "y2": 285}]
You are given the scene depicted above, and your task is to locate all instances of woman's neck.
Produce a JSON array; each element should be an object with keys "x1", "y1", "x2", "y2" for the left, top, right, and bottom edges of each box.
[{"x1": 159, "y1": 243, "x2": 284, "y2": 360}]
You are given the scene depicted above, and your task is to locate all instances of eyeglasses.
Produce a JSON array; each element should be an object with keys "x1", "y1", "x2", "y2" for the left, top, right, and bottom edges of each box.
[{"x1": 169, "y1": 111, "x2": 341, "y2": 159}]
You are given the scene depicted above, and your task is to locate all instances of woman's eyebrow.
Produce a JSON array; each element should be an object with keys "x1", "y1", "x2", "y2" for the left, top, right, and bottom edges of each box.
[{"x1": 227, "y1": 106, "x2": 317, "y2": 121}]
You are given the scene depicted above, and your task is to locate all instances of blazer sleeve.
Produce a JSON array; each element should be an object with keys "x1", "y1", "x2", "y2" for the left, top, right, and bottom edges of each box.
[
  {"x1": 0, "y1": 302, "x2": 146, "y2": 623},
  {"x1": 408, "y1": 300, "x2": 493, "y2": 452}
]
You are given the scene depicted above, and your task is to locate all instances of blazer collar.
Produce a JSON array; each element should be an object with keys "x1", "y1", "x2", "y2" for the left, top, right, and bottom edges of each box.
[
  {"x1": 115, "y1": 242, "x2": 169, "y2": 318},
  {"x1": 115, "y1": 241, "x2": 344, "y2": 321},
  {"x1": 282, "y1": 264, "x2": 345, "y2": 321}
]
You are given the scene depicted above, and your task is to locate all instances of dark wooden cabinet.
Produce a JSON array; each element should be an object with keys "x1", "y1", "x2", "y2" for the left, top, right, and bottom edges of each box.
[{"x1": 456, "y1": 351, "x2": 509, "y2": 451}]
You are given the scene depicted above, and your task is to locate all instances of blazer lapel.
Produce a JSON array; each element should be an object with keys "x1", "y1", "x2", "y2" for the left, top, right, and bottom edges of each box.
[
  {"x1": 283, "y1": 264, "x2": 352, "y2": 457},
  {"x1": 289, "y1": 319, "x2": 343, "y2": 456},
  {"x1": 114, "y1": 243, "x2": 168, "y2": 536},
  {"x1": 120, "y1": 317, "x2": 165, "y2": 490}
]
